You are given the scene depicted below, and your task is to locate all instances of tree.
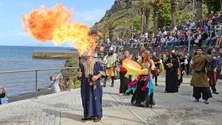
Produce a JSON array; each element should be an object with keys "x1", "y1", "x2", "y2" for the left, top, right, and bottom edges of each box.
[
  {"x1": 171, "y1": 0, "x2": 177, "y2": 27},
  {"x1": 150, "y1": 0, "x2": 164, "y2": 36},
  {"x1": 158, "y1": 2, "x2": 171, "y2": 28},
  {"x1": 132, "y1": 0, "x2": 151, "y2": 33},
  {"x1": 132, "y1": 0, "x2": 144, "y2": 32},
  {"x1": 203, "y1": 0, "x2": 221, "y2": 14},
  {"x1": 196, "y1": 0, "x2": 203, "y2": 20},
  {"x1": 105, "y1": 20, "x2": 117, "y2": 42}
]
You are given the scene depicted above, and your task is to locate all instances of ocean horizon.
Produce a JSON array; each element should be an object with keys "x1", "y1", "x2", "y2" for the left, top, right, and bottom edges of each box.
[{"x1": 0, "y1": 45, "x2": 76, "y2": 97}]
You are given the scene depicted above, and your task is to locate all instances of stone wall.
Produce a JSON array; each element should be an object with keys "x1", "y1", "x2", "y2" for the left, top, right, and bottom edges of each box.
[{"x1": 32, "y1": 52, "x2": 78, "y2": 59}]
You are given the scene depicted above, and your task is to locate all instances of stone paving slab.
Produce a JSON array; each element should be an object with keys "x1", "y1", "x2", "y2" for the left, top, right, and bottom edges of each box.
[
  {"x1": 0, "y1": 121, "x2": 30, "y2": 125},
  {"x1": 61, "y1": 110, "x2": 144, "y2": 125},
  {"x1": 0, "y1": 75, "x2": 221, "y2": 125}
]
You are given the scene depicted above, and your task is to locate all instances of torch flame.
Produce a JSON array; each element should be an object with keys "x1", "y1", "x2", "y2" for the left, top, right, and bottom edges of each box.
[{"x1": 21, "y1": 4, "x2": 98, "y2": 55}]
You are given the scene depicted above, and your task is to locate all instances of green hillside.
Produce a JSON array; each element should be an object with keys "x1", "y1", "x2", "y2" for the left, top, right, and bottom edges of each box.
[{"x1": 92, "y1": 0, "x2": 222, "y2": 41}]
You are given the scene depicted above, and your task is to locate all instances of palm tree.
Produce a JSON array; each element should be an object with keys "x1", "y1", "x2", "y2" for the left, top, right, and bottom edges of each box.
[
  {"x1": 196, "y1": 0, "x2": 203, "y2": 21},
  {"x1": 132, "y1": 0, "x2": 151, "y2": 33},
  {"x1": 132, "y1": 0, "x2": 144, "y2": 32},
  {"x1": 150, "y1": 0, "x2": 164, "y2": 36},
  {"x1": 105, "y1": 20, "x2": 117, "y2": 42},
  {"x1": 171, "y1": 0, "x2": 177, "y2": 27}
]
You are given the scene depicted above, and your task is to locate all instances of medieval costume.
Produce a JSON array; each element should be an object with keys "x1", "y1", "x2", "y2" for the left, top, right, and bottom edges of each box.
[
  {"x1": 190, "y1": 53, "x2": 212, "y2": 104},
  {"x1": 125, "y1": 62, "x2": 155, "y2": 108},
  {"x1": 178, "y1": 55, "x2": 185, "y2": 87},
  {"x1": 164, "y1": 53, "x2": 179, "y2": 93},
  {"x1": 103, "y1": 48, "x2": 117, "y2": 87},
  {"x1": 119, "y1": 51, "x2": 132, "y2": 95},
  {"x1": 206, "y1": 51, "x2": 219, "y2": 94},
  {"x1": 152, "y1": 55, "x2": 160, "y2": 86},
  {"x1": 79, "y1": 59, "x2": 105, "y2": 122}
]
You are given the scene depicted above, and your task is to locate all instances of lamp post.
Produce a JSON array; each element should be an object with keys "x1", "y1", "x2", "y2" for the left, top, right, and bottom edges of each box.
[
  {"x1": 192, "y1": 0, "x2": 195, "y2": 21},
  {"x1": 131, "y1": 13, "x2": 134, "y2": 39},
  {"x1": 123, "y1": 20, "x2": 127, "y2": 40}
]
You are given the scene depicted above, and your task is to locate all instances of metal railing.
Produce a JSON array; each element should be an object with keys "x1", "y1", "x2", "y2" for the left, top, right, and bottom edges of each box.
[{"x1": 0, "y1": 67, "x2": 78, "y2": 99}]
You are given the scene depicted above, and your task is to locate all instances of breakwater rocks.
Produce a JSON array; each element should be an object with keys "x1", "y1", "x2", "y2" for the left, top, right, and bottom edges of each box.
[{"x1": 32, "y1": 52, "x2": 78, "y2": 59}]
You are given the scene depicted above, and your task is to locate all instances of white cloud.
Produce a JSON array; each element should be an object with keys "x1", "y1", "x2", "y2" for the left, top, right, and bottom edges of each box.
[
  {"x1": 74, "y1": 9, "x2": 106, "y2": 27},
  {"x1": 12, "y1": 32, "x2": 28, "y2": 37}
]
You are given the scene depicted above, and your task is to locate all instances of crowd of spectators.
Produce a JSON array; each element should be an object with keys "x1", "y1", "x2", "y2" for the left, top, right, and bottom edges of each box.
[{"x1": 134, "y1": 14, "x2": 222, "y2": 49}]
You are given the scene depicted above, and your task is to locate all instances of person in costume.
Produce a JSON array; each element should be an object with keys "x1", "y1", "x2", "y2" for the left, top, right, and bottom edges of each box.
[
  {"x1": 126, "y1": 50, "x2": 156, "y2": 108},
  {"x1": 177, "y1": 52, "x2": 186, "y2": 87},
  {"x1": 119, "y1": 50, "x2": 132, "y2": 96},
  {"x1": 103, "y1": 47, "x2": 118, "y2": 87},
  {"x1": 78, "y1": 51, "x2": 105, "y2": 122},
  {"x1": 206, "y1": 48, "x2": 220, "y2": 94},
  {"x1": 164, "y1": 53, "x2": 179, "y2": 93},
  {"x1": 190, "y1": 47, "x2": 212, "y2": 104},
  {"x1": 151, "y1": 52, "x2": 160, "y2": 86}
]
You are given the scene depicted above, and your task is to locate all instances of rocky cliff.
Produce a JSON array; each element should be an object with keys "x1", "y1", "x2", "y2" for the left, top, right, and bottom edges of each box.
[
  {"x1": 92, "y1": 0, "x2": 213, "y2": 39},
  {"x1": 92, "y1": 0, "x2": 135, "y2": 37}
]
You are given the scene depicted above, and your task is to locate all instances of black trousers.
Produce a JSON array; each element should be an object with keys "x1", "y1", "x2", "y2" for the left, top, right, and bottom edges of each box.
[
  {"x1": 193, "y1": 87, "x2": 212, "y2": 100},
  {"x1": 104, "y1": 76, "x2": 115, "y2": 85},
  {"x1": 154, "y1": 76, "x2": 157, "y2": 85}
]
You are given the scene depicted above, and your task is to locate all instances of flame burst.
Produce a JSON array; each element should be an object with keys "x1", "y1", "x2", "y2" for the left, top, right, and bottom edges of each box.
[{"x1": 21, "y1": 4, "x2": 98, "y2": 55}]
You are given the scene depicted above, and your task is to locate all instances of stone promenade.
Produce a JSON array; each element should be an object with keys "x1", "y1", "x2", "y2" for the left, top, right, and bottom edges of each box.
[{"x1": 0, "y1": 75, "x2": 222, "y2": 125}]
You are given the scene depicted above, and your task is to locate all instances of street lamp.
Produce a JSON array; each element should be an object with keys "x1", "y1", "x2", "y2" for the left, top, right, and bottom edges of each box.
[
  {"x1": 131, "y1": 13, "x2": 134, "y2": 39},
  {"x1": 192, "y1": 0, "x2": 195, "y2": 21}
]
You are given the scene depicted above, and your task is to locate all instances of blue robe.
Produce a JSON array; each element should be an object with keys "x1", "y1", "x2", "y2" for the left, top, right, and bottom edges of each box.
[{"x1": 79, "y1": 61, "x2": 104, "y2": 118}]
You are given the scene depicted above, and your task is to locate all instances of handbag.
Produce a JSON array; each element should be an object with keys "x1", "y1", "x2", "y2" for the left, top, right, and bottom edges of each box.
[{"x1": 151, "y1": 68, "x2": 159, "y2": 78}]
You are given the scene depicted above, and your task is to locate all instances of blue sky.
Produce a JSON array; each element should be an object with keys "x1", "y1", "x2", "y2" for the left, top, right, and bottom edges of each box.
[{"x1": 0, "y1": 0, "x2": 114, "y2": 46}]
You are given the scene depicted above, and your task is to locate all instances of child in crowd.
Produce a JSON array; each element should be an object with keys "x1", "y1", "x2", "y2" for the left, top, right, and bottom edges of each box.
[
  {"x1": 49, "y1": 73, "x2": 62, "y2": 93},
  {"x1": 0, "y1": 87, "x2": 8, "y2": 105}
]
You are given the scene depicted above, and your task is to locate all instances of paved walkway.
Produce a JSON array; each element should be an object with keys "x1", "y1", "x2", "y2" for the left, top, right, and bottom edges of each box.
[{"x1": 0, "y1": 75, "x2": 222, "y2": 125}]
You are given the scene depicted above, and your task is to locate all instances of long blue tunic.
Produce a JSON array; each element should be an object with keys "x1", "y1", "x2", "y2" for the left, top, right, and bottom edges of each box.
[{"x1": 79, "y1": 61, "x2": 104, "y2": 118}]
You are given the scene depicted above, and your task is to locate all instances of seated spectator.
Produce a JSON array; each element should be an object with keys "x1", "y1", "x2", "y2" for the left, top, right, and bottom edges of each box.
[
  {"x1": 0, "y1": 87, "x2": 8, "y2": 105},
  {"x1": 205, "y1": 30, "x2": 216, "y2": 47},
  {"x1": 165, "y1": 36, "x2": 172, "y2": 47},
  {"x1": 49, "y1": 73, "x2": 62, "y2": 93},
  {"x1": 216, "y1": 26, "x2": 222, "y2": 48}
]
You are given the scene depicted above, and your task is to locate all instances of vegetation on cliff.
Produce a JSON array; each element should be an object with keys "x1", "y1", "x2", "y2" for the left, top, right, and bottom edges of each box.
[
  {"x1": 92, "y1": 0, "x2": 222, "y2": 40},
  {"x1": 61, "y1": 57, "x2": 81, "y2": 89}
]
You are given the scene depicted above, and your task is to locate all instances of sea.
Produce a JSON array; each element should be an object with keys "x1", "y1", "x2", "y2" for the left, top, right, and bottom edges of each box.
[{"x1": 0, "y1": 46, "x2": 75, "y2": 97}]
